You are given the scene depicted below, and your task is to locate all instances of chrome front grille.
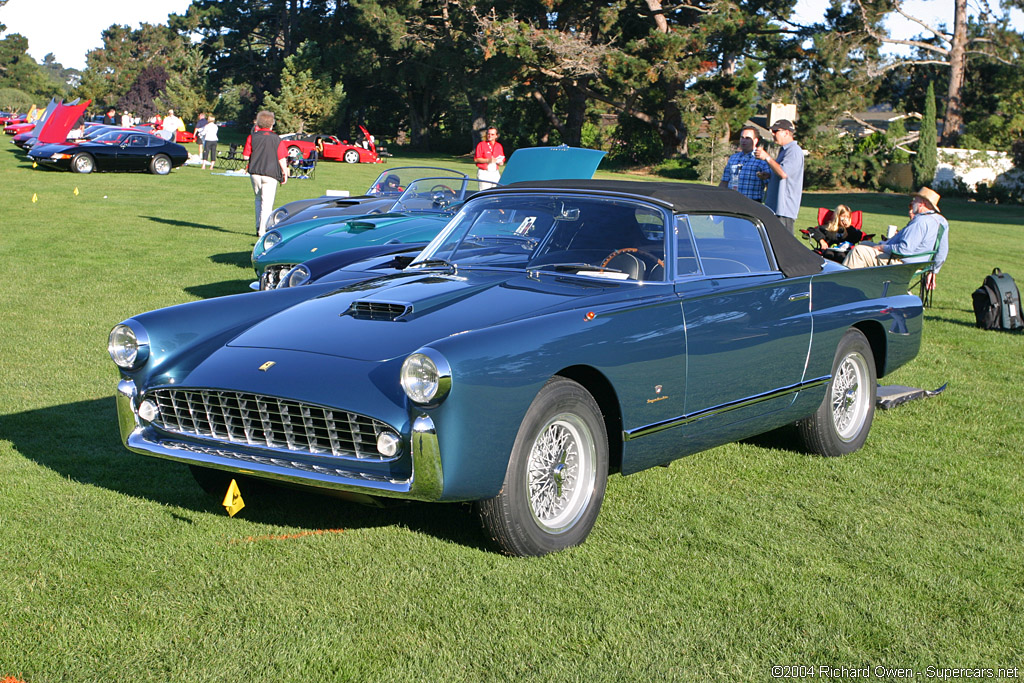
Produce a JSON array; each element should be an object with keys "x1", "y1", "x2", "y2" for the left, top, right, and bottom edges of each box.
[
  {"x1": 346, "y1": 301, "x2": 411, "y2": 321},
  {"x1": 147, "y1": 388, "x2": 397, "y2": 461}
]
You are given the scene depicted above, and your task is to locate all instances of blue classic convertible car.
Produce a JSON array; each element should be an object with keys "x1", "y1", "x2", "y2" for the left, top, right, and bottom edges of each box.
[{"x1": 110, "y1": 180, "x2": 924, "y2": 556}]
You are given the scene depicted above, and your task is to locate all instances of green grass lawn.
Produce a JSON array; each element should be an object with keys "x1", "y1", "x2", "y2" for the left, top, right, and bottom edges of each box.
[{"x1": 1, "y1": 145, "x2": 1022, "y2": 682}]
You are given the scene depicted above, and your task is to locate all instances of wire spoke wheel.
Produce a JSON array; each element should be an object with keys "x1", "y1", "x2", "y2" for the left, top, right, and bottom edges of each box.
[
  {"x1": 797, "y1": 328, "x2": 877, "y2": 457},
  {"x1": 477, "y1": 377, "x2": 608, "y2": 556},
  {"x1": 526, "y1": 413, "x2": 596, "y2": 532},
  {"x1": 831, "y1": 351, "x2": 870, "y2": 441}
]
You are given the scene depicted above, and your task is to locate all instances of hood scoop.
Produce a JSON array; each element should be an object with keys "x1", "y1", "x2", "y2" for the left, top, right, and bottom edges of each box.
[{"x1": 344, "y1": 300, "x2": 412, "y2": 321}]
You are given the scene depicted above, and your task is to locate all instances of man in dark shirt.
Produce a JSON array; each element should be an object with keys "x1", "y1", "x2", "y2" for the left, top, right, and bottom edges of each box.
[
  {"x1": 102, "y1": 107, "x2": 117, "y2": 125},
  {"x1": 242, "y1": 110, "x2": 288, "y2": 236}
]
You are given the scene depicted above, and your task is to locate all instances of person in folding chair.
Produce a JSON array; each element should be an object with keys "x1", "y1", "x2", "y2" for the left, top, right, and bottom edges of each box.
[
  {"x1": 806, "y1": 204, "x2": 864, "y2": 251},
  {"x1": 842, "y1": 187, "x2": 948, "y2": 278}
]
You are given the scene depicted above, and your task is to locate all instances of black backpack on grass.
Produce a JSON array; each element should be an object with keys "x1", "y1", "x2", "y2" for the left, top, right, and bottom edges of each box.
[{"x1": 972, "y1": 268, "x2": 1023, "y2": 330}]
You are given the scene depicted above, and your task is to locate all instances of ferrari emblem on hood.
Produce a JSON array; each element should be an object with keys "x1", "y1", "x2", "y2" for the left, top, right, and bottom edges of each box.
[{"x1": 258, "y1": 361, "x2": 277, "y2": 372}]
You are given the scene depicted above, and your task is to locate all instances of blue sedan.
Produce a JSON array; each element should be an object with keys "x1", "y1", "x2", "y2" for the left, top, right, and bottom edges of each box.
[{"x1": 109, "y1": 180, "x2": 924, "y2": 556}]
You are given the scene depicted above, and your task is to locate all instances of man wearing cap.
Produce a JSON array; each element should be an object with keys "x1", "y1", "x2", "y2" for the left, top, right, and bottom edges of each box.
[
  {"x1": 755, "y1": 119, "x2": 804, "y2": 233},
  {"x1": 842, "y1": 187, "x2": 949, "y2": 271}
]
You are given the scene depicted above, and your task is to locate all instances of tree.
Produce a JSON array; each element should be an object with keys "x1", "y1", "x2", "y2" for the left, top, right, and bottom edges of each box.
[
  {"x1": 913, "y1": 82, "x2": 937, "y2": 187},
  {"x1": 40, "y1": 54, "x2": 77, "y2": 92},
  {"x1": 0, "y1": 33, "x2": 52, "y2": 99},
  {"x1": 854, "y1": 0, "x2": 1020, "y2": 145},
  {"x1": 116, "y1": 66, "x2": 169, "y2": 120},
  {"x1": 157, "y1": 46, "x2": 214, "y2": 121},
  {"x1": 77, "y1": 23, "x2": 191, "y2": 108},
  {"x1": 261, "y1": 47, "x2": 345, "y2": 133}
]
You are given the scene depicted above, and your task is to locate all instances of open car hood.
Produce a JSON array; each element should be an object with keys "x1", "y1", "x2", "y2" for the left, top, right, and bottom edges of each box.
[{"x1": 499, "y1": 145, "x2": 606, "y2": 185}]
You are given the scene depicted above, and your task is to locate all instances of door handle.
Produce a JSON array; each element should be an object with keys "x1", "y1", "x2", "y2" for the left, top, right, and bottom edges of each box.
[{"x1": 788, "y1": 292, "x2": 810, "y2": 302}]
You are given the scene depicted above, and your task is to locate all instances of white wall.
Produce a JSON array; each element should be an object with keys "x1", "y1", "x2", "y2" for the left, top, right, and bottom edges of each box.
[{"x1": 933, "y1": 148, "x2": 1024, "y2": 191}]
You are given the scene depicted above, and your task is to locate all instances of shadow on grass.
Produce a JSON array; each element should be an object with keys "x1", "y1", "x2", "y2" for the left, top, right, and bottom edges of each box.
[
  {"x1": 210, "y1": 251, "x2": 253, "y2": 269},
  {"x1": 0, "y1": 397, "x2": 491, "y2": 551},
  {"x1": 184, "y1": 279, "x2": 253, "y2": 299},
  {"x1": 924, "y1": 314, "x2": 982, "y2": 329},
  {"x1": 740, "y1": 423, "x2": 815, "y2": 455},
  {"x1": 141, "y1": 215, "x2": 242, "y2": 233}
]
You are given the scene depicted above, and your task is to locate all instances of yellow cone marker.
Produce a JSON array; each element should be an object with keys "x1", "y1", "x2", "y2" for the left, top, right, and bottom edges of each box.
[
  {"x1": 33, "y1": 162, "x2": 37, "y2": 168},
  {"x1": 31, "y1": 193, "x2": 38, "y2": 203},
  {"x1": 222, "y1": 479, "x2": 245, "y2": 517},
  {"x1": 74, "y1": 187, "x2": 79, "y2": 196}
]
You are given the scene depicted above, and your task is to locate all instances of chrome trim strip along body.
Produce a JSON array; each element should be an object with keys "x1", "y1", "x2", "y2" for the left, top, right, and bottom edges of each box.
[
  {"x1": 623, "y1": 376, "x2": 831, "y2": 441},
  {"x1": 115, "y1": 383, "x2": 445, "y2": 501}
]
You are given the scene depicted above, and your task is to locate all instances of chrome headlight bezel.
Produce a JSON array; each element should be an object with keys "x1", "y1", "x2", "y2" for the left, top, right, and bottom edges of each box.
[
  {"x1": 400, "y1": 349, "x2": 452, "y2": 406},
  {"x1": 256, "y1": 230, "x2": 283, "y2": 256},
  {"x1": 108, "y1": 321, "x2": 150, "y2": 370},
  {"x1": 269, "y1": 208, "x2": 288, "y2": 228},
  {"x1": 281, "y1": 263, "x2": 312, "y2": 288}
]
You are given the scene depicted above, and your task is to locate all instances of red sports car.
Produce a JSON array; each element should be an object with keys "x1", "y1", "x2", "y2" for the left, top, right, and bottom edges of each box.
[{"x1": 280, "y1": 125, "x2": 388, "y2": 163}]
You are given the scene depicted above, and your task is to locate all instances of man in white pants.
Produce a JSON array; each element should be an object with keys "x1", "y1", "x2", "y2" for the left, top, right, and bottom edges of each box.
[
  {"x1": 242, "y1": 110, "x2": 289, "y2": 236},
  {"x1": 474, "y1": 127, "x2": 504, "y2": 189}
]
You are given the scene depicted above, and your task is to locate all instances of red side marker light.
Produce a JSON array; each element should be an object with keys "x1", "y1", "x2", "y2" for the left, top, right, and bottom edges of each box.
[{"x1": 584, "y1": 311, "x2": 595, "y2": 321}]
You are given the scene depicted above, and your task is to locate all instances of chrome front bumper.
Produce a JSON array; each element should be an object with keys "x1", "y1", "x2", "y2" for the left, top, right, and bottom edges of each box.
[{"x1": 116, "y1": 379, "x2": 443, "y2": 501}]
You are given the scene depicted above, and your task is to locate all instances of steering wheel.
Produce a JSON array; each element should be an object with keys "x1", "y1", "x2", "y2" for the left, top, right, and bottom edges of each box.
[
  {"x1": 599, "y1": 248, "x2": 665, "y2": 270},
  {"x1": 430, "y1": 184, "x2": 456, "y2": 196}
]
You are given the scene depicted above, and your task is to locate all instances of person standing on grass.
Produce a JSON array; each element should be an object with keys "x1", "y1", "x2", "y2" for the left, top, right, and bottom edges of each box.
[
  {"x1": 200, "y1": 115, "x2": 219, "y2": 170},
  {"x1": 718, "y1": 126, "x2": 771, "y2": 203},
  {"x1": 194, "y1": 112, "x2": 208, "y2": 157},
  {"x1": 756, "y1": 119, "x2": 804, "y2": 234},
  {"x1": 243, "y1": 110, "x2": 288, "y2": 237},
  {"x1": 474, "y1": 127, "x2": 504, "y2": 189}
]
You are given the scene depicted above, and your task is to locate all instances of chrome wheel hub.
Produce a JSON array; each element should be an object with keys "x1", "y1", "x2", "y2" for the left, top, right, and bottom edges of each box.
[{"x1": 526, "y1": 413, "x2": 596, "y2": 532}]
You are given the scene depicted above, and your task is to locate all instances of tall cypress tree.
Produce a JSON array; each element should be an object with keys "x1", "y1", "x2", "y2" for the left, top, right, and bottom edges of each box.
[{"x1": 913, "y1": 82, "x2": 938, "y2": 188}]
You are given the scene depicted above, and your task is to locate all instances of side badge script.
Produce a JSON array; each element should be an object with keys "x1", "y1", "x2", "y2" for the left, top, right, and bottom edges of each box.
[{"x1": 647, "y1": 385, "x2": 667, "y2": 404}]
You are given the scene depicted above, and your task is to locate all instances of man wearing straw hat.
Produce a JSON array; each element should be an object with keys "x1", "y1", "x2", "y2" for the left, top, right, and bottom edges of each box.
[{"x1": 842, "y1": 187, "x2": 949, "y2": 271}]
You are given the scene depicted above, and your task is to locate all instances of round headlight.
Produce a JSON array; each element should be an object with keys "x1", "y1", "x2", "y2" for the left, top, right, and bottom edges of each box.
[
  {"x1": 269, "y1": 208, "x2": 288, "y2": 227},
  {"x1": 108, "y1": 322, "x2": 150, "y2": 370},
  {"x1": 400, "y1": 350, "x2": 452, "y2": 405},
  {"x1": 282, "y1": 264, "x2": 312, "y2": 288},
  {"x1": 263, "y1": 230, "x2": 283, "y2": 251}
]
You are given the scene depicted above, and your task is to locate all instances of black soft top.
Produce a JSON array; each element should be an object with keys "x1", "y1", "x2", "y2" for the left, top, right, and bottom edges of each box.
[{"x1": 497, "y1": 179, "x2": 824, "y2": 278}]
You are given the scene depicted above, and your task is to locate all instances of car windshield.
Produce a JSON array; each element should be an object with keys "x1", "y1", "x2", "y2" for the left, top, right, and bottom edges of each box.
[
  {"x1": 392, "y1": 178, "x2": 489, "y2": 213},
  {"x1": 365, "y1": 167, "x2": 467, "y2": 197},
  {"x1": 413, "y1": 193, "x2": 669, "y2": 281},
  {"x1": 91, "y1": 130, "x2": 133, "y2": 144}
]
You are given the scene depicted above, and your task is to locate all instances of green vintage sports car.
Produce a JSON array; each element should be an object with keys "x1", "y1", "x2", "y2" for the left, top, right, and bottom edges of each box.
[{"x1": 253, "y1": 146, "x2": 608, "y2": 289}]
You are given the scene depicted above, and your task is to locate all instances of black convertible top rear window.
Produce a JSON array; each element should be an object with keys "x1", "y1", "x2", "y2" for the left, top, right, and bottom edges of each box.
[{"x1": 500, "y1": 179, "x2": 824, "y2": 278}]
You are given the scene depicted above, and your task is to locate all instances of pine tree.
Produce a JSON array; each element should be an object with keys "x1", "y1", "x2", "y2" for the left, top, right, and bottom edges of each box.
[{"x1": 913, "y1": 82, "x2": 938, "y2": 188}]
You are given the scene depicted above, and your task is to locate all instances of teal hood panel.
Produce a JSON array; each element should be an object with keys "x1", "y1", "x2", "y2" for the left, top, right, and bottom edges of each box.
[
  {"x1": 227, "y1": 270, "x2": 624, "y2": 362},
  {"x1": 499, "y1": 146, "x2": 606, "y2": 185},
  {"x1": 266, "y1": 214, "x2": 449, "y2": 263}
]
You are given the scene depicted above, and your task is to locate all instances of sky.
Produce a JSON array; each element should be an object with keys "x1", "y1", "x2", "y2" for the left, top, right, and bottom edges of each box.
[
  {"x1": 0, "y1": 0, "x2": 193, "y2": 69},
  {"x1": 2, "y1": 0, "x2": 1023, "y2": 71}
]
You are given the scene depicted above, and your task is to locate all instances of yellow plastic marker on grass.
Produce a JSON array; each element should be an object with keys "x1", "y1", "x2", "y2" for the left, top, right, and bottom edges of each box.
[
  {"x1": 31, "y1": 193, "x2": 38, "y2": 203},
  {"x1": 222, "y1": 479, "x2": 245, "y2": 517},
  {"x1": 74, "y1": 187, "x2": 79, "y2": 196}
]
